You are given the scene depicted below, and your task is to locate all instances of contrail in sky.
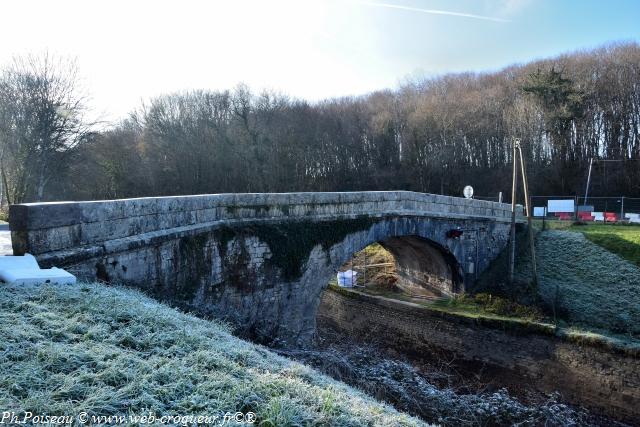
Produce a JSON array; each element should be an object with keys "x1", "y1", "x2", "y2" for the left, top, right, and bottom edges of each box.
[{"x1": 358, "y1": 1, "x2": 511, "y2": 23}]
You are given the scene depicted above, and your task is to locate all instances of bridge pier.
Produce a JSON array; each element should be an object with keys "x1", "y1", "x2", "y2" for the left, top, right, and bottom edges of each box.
[{"x1": 10, "y1": 192, "x2": 522, "y2": 346}]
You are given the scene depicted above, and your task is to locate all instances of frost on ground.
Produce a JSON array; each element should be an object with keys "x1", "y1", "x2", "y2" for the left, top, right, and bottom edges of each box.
[
  {"x1": 281, "y1": 328, "x2": 592, "y2": 427},
  {"x1": 516, "y1": 230, "x2": 640, "y2": 335},
  {"x1": 0, "y1": 282, "x2": 428, "y2": 427}
]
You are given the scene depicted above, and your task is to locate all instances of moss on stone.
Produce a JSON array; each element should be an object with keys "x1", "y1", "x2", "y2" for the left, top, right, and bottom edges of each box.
[
  {"x1": 177, "y1": 233, "x2": 210, "y2": 301},
  {"x1": 224, "y1": 204, "x2": 275, "y2": 218},
  {"x1": 213, "y1": 216, "x2": 377, "y2": 281},
  {"x1": 213, "y1": 226, "x2": 238, "y2": 259}
]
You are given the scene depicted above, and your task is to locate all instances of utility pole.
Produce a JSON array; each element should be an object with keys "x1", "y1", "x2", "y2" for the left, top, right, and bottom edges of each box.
[
  {"x1": 509, "y1": 138, "x2": 538, "y2": 287},
  {"x1": 583, "y1": 158, "x2": 593, "y2": 206},
  {"x1": 516, "y1": 139, "x2": 538, "y2": 285},
  {"x1": 509, "y1": 142, "x2": 518, "y2": 283}
]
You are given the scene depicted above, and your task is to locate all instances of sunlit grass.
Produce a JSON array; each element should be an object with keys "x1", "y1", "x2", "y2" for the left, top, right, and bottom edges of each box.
[
  {"x1": 430, "y1": 293, "x2": 547, "y2": 322},
  {"x1": 568, "y1": 223, "x2": 640, "y2": 266},
  {"x1": 531, "y1": 220, "x2": 640, "y2": 266}
]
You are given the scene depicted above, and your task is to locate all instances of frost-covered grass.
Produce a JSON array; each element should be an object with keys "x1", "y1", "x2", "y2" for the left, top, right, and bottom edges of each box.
[
  {"x1": 569, "y1": 223, "x2": 640, "y2": 267},
  {"x1": 475, "y1": 225, "x2": 640, "y2": 342},
  {"x1": 532, "y1": 221, "x2": 640, "y2": 266},
  {"x1": 0, "y1": 282, "x2": 429, "y2": 427},
  {"x1": 517, "y1": 230, "x2": 640, "y2": 336}
]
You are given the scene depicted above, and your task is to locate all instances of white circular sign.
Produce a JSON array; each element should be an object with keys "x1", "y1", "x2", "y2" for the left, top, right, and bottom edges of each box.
[{"x1": 463, "y1": 186, "x2": 474, "y2": 199}]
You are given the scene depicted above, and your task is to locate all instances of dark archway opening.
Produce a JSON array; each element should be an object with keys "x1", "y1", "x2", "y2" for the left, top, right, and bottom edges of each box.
[{"x1": 326, "y1": 235, "x2": 463, "y2": 300}]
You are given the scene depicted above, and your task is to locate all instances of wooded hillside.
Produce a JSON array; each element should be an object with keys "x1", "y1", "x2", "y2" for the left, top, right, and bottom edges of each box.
[{"x1": 2, "y1": 42, "x2": 639, "y2": 203}]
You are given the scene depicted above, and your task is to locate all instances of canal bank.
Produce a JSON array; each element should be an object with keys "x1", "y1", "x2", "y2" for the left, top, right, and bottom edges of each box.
[{"x1": 316, "y1": 286, "x2": 640, "y2": 424}]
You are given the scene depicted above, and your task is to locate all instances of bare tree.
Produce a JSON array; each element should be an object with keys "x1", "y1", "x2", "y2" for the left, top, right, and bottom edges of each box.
[
  {"x1": 5, "y1": 42, "x2": 636, "y2": 202},
  {"x1": 0, "y1": 53, "x2": 92, "y2": 204}
]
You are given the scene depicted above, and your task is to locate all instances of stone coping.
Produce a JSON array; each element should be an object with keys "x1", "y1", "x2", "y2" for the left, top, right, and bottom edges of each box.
[{"x1": 10, "y1": 191, "x2": 522, "y2": 231}]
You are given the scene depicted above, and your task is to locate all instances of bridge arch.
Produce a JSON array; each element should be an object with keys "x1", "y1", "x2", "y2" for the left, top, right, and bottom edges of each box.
[
  {"x1": 283, "y1": 216, "x2": 471, "y2": 346},
  {"x1": 328, "y1": 234, "x2": 465, "y2": 297}
]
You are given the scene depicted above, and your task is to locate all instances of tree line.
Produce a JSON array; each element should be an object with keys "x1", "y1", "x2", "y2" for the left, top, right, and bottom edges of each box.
[{"x1": 1, "y1": 42, "x2": 639, "y2": 206}]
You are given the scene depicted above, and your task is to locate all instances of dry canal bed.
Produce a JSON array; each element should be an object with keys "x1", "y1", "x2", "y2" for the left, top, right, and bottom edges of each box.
[{"x1": 278, "y1": 286, "x2": 639, "y2": 426}]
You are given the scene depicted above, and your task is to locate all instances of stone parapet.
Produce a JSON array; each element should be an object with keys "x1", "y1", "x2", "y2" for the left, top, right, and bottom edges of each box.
[{"x1": 10, "y1": 191, "x2": 523, "y2": 256}]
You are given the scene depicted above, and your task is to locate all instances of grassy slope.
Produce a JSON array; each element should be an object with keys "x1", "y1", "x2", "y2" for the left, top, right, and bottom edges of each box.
[
  {"x1": 569, "y1": 223, "x2": 640, "y2": 266},
  {"x1": 516, "y1": 230, "x2": 640, "y2": 335},
  {"x1": 0, "y1": 282, "x2": 428, "y2": 427},
  {"x1": 534, "y1": 221, "x2": 640, "y2": 266}
]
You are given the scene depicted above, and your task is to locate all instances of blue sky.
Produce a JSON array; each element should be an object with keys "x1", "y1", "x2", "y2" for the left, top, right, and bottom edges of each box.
[
  {"x1": 354, "y1": 0, "x2": 640, "y2": 77},
  {"x1": 0, "y1": 0, "x2": 638, "y2": 122}
]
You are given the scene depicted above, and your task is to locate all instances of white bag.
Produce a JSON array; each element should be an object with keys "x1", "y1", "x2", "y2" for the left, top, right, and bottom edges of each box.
[{"x1": 337, "y1": 269, "x2": 358, "y2": 287}]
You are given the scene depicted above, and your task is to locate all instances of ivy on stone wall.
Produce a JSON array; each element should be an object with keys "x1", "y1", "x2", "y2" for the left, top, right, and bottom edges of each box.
[{"x1": 214, "y1": 216, "x2": 377, "y2": 281}]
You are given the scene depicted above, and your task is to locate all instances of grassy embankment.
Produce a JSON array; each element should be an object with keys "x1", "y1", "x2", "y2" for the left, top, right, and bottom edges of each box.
[
  {"x1": 541, "y1": 220, "x2": 640, "y2": 266},
  {"x1": 526, "y1": 227, "x2": 639, "y2": 332},
  {"x1": 0, "y1": 282, "x2": 428, "y2": 427},
  {"x1": 473, "y1": 222, "x2": 640, "y2": 330}
]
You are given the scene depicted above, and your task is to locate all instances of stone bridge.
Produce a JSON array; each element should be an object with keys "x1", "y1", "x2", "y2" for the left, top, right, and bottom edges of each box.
[{"x1": 10, "y1": 192, "x2": 523, "y2": 346}]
